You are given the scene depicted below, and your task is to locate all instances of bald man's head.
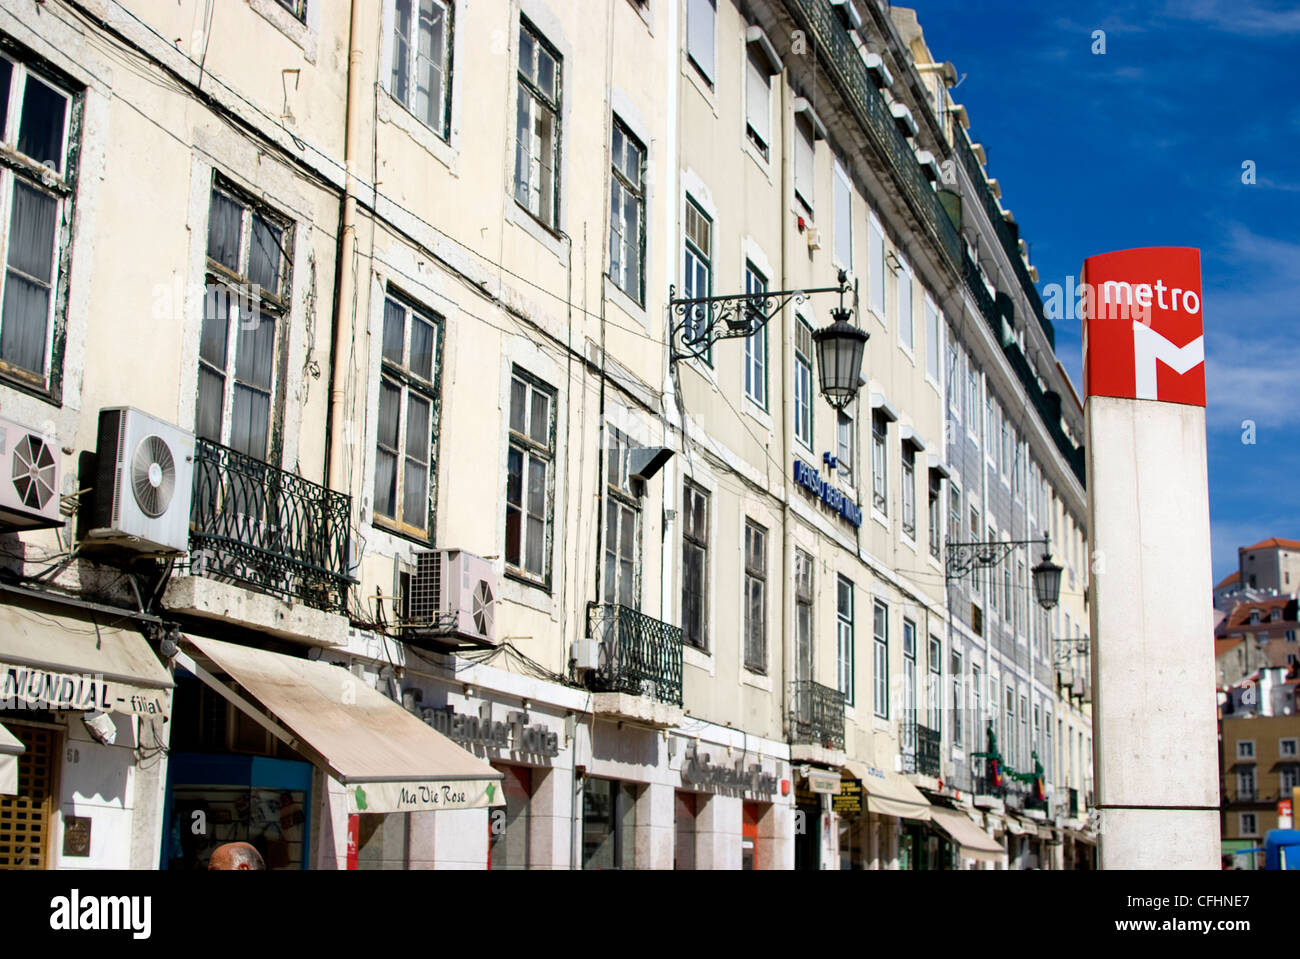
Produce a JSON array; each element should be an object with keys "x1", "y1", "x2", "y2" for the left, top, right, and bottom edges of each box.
[{"x1": 207, "y1": 842, "x2": 266, "y2": 871}]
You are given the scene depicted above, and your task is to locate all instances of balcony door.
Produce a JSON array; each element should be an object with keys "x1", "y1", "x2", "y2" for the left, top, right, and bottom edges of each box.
[{"x1": 602, "y1": 427, "x2": 641, "y2": 610}]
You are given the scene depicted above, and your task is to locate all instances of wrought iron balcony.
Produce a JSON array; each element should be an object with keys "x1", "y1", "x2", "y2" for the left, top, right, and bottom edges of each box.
[
  {"x1": 584, "y1": 604, "x2": 684, "y2": 706},
  {"x1": 902, "y1": 722, "x2": 942, "y2": 777},
  {"x1": 788, "y1": 680, "x2": 846, "y2": 751},
  {"x1": 189, "y1": 437, "x2": 352, "y2": 613}
]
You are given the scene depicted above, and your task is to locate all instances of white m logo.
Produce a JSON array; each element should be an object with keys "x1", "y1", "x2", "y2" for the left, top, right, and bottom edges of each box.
[{"x1": 1131, "y1": 321, "x2": 1203, "y2": 401}]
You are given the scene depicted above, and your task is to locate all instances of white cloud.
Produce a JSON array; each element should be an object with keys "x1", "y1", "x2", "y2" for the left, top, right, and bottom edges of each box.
[{"x1": 1162, "y1": 0, "x2": 1300, "y2": 34}]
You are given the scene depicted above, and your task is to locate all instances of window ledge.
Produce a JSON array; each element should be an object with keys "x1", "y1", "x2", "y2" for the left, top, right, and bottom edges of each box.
[
  {"x1": 682, "y1": 55, "x2": 718, "y2": 117},
  {"x1": 500, "y1": 575, "x2": 556, "y2": 617},
  {"x1": 742, "y1": 397, "x2": 774, "y2": 433},
  {"x1": 871, "y1": 509, "x2": 889, "y2": 532},
  {"x1": 247, "y1": 0, "x2": 318, "y2": 63},
  {"x1": 872, "y1": 715, "x2": 891, "y2": 733},
  {"x1": 377, "y1": 89, "x2": 457, "y2": 174},
  {"x1": 684, "y1": 643, "x2": 714, "y2": 674},
  {"x1": 868, "y1": 306, "x2": 887, "y2": 331},
  {"x1": 898, "y1": 343, "x2": 916, "y2": 364},
  {"x1": 604, "y1": 275, "x2": 650, "y2": 335},
  {"x1": 742, "y1": 137, "x2": 774, "y2": 183},
  {"x1": 625, "y1": 0, "x2": 654, "y2": 32},
  {"x1": 743, "y1": 669, "x2": 774, "y2": 693},
  {"x1": 505, "y1": 198, "x2": 569, "y2": 263}
]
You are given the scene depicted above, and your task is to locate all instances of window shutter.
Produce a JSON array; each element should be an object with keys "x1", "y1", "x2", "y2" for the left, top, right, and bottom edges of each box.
[
  {"x1": 745, "y1": 52, "x2": 770, "y2": 145},
  {"x1": 794, "y1": 120, "x2": 814, "y2": 209},
  {"x1": 687, "y1": 0, "x2": 715, "y2": 81}
]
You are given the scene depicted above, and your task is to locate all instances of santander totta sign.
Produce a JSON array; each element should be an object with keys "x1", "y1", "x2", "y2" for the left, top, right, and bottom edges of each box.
[{"x1": 1080, "y1": 246, "x2": 1205, "y2": 407}]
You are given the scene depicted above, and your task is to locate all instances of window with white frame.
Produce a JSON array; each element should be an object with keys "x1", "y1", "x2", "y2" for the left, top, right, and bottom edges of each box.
[
  {"x1": 897, "y1": 259, "x2": 913, "y2": 352},
  {"x1": 868, "y1": 217, "x2": 885, "y2": 318},
  {"x1": 681, "y1": 480, "x2": 709, "y2": 650},
  {"x1": 837, "y1": 575, "x2": 854, "y2": 706},
  {"x1": 1001, "y1": 417, "x2": 1011, "y2": 480},
  {"x1": 686, "y1": 0, "x2": 715, "y2": 84},
  {"x1": 871, "y1": 410, "x2": 888, "y2": 514},
  {"x1": 928, "y1": 636, "x2": 942, "y2": 733},
  {"x1": 276, "y1": 0, "x2": 308, "y2": 21},
  {"x1": 0, "y1": 54, "x2": 75, "y2": 392},
  {"x1": 514, "y1": 19, "x2": 561, "y2": 229},
  {"x1": 1237, "y1": 766, "x2": 1256, "y2": 800},
  {"x1": 873, "y1": 600, "x2": 889, "y2": 719},
  {"x1": 794, "y1": 317, "x2": 813, "y2": 449},
  {"x1": 743, "y1": 262, "x2": 767, "y2": 408},
  {"x1": 1018, "y1": 694, "x2": 1028, "y2": 769},
  {"x1": 833, "y1": 161, "x2": 852, "y2": 269},
  {"x1": 744, "y1": 519, "x2": 768, "y2": 672},
  {"x1": 505, "y1": 368, "x2": 556, "y2": 585},
  {"x1": 682, "y1": 196, "x2": 712, "y2": 360},
  {"x1": 927, "y1": 469, "x2": 942, "y2": 559},
  {"x1": 1282, "y1": 766, "x2": 1300, "y2": 792},
  {"x1": 1240, "y1": 812, "x2": 1258, "y2": 836},
  {"x1": 609, "y1": 117, "x2": 646, "y2": 304},
  {"x1": 837, "y1": 410, "x2": 854, "y2": 486},
  {"x1": 972, "y1": 664, "x2": 983, "y2": 752},
  {"x1": 925, "y1": 295, "x2": 940, "y2": 382},
  {"x1": 947, "y1": 343, "x2": 961, "y2": 419},
  {"x1": 985, "y1": 395, "x2": 995, "y2": 463},
  {"x1": 947, "y1": 485, "x2": 960, "y2": 550},
  {"x1": 1281, "y1": 738, "x2": 1298, "y2": 758},
  {"x1": 604, "y1": 427, "x2": 641, "y2": 609},
  {"x1": 902, "y1": 620, "x2": 916, "y2": 752},
  {"x1": 793, "y1": 114, "x2": 815, "y2": 214},
  {"x1": 794, "y1": 549, "x2": 814, "y2": 684},
  {"x1": 989, "y1": 530, "x2": 999, "y2": 615},
  {"x1": 1237, "y1": 740, "x2": 1255, "y2": 759},
  {"x1": 967, "y1": 368, "x2": 980, "y2": 442},
  {"x1": 952, "y1": 649, "x2": 964, "y2": 747},
  {"x1": 1044, "y1": 710, "x2": 1053, "y2": 780},
  {"x1": 390, "y1": 0, "x2": 452, "y2": 138},
  {"x1": 198, "y1": 181, "x2": 293, "y2": 462},
  {"x1": 374, "y1": 292, "x2": 441, "y2": 537},
  {"x1": 1003, "y1": 687, "x2": 1014, "y2": 763},
  {"x1": 744, "y1": 46, "x2": 773, "y2": 160},
  {"x1": 900, "y1": 442, "x2": 916, "y2": 540}
]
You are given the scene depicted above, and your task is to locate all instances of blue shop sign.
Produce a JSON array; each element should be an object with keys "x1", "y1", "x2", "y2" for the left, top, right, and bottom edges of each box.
[{"x1": 792, "y1": 459, "x2": 862, "y2": 528}]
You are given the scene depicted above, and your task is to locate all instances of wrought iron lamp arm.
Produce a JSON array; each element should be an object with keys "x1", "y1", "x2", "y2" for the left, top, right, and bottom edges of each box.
[{"x1": 944, "y1": 535, "x2": 1050, "y2": 582}]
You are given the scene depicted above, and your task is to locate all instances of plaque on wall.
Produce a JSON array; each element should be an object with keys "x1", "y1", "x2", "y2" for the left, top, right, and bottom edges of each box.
[{"x1": 63, "y1": 816, "x2": 91, "y2": 857}]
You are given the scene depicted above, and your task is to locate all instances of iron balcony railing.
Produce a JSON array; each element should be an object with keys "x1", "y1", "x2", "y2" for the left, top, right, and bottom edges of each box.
[
  {"x1": 788, "y1": 680, "x2": 846, "y2": 751},
  {"x1": 902, "y1": 722, "x2": 942, "y2": 777},
  {"x1": 189, "y1": 437, "x2": 352, "y2": 613},
  {"x1": 974, "y1": 774, "x2": 1005, "y2": 799},
  {"x1": 584, "y1": 604, "x2": 684, "y2": 706}
]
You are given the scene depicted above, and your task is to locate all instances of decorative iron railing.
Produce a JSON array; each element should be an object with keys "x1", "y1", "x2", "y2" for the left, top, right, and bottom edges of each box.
[
  {"x1": 788, "y1": 680, "x2": 846, "y2": 751},
  {"x1": 902, "y1": 721, "x2": 942, "y2": 777},
  {"x1": 584, "y1": 604, "x2": 684, "y2": 706},
  {"x1": 189, "y1": 437, "x2": 352, "y2": 613}
]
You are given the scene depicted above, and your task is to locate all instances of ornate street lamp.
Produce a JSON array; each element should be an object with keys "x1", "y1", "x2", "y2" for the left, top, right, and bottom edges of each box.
[
  {"x1": 1031, "y1": 551, "x2": 1063, "y2": 610},
  {"x1": 669, "y1": 269, "x2": 867, "y2": 409},
  {"x1": 946, "y1": 535, "x2": 1061, "y2": 612}
]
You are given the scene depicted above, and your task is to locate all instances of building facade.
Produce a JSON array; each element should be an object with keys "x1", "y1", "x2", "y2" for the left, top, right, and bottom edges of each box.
[{"x1": 0, "y1": 0, "x2": 1092, "y2": 870}]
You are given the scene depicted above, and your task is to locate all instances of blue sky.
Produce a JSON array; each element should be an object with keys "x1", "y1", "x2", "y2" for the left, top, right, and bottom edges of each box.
[{"x1": 911, "y1": 0, "x2": 1300, "y2": 582}]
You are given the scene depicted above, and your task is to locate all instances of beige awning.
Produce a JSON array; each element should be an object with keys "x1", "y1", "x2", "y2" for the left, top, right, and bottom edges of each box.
[
  {"x1": 182, "y1": 636, "x2": 501, "y2": 814},
  {"x1": 1003, "y1": 815, "x2": 1029, "y2": 835},
  {"x1": 930, "y1": 806, "x2": 1004, "y2": 862},
  {"x1": 843, "y1": 761, "x2": 933, "y2": 821},
  {"x1": 0, "y1": 602, "x2": 172, "y2": 719},
  {"x1": 0, "y1": 722, "x2": 22, "y2": 796}
]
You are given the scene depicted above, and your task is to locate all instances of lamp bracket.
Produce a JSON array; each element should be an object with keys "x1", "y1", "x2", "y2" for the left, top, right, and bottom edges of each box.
[{"x1": 944, "y1": 536, "x2": 1048, "y2": 581}]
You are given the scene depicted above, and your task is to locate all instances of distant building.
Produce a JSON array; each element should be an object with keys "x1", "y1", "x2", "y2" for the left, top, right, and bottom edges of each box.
[
  {"x1": 1239, "y1": 538, "x2": 1300, "y2": 594},
  {"x1": 1220, "y1": 709, "x2": 1300, "y2": 868}
]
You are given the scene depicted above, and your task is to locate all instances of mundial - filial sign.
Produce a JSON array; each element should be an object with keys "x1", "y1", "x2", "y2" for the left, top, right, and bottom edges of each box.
[{"x1": 1080, "y1": 246, "x2": 1205, "y2": 406}]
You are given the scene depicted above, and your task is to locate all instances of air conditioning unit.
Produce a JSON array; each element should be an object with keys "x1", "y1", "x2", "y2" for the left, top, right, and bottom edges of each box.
[
  {"x1": 805, "y1": 226, "x2": 822, "y2": 252},
  {"x1": 85, "y1": 408, "x2": 195, "y2": 554},
  {"x1": 401, "y1": 549, "x2": 498, "y2": 648},
  {"x1": 0, "y1": 416, "x2": 62, "y2": 531},
  {"x1": 571, "y1": 638, "x2": 601, "y2": 673}
]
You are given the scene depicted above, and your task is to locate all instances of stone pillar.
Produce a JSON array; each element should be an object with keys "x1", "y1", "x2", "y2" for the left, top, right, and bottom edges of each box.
[
  {"x1": 756, "y1": 801, "x2": 789, "y2": 870},
  {"x1": 633, "y1": 780, "x2": 674, "y2": 870},
  {"x1": 695, "y1": 792, "x2": 742, "y2": 869},
  {"x1": 528, "y1": 766, "x2": 574, "y2": 869}
]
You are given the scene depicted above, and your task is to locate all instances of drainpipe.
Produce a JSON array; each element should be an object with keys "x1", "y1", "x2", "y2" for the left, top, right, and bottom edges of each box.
[
  {"x1": 325, "y1": 0, "x2": 366, "y2": 494},
  {"x1": 779, "y1": 72, "x2": 796, "y2": 745}
]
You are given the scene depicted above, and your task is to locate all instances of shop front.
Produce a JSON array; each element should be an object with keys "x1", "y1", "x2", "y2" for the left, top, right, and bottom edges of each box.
[
  {"x1": 796, "y1": 766, "x2": 842, "y2": 870},
  {"x1": 674, "y1": 737, "x2": 784, "y2": 870},
  {"x1": 928, "y1": 805, "x2": 1004, "y2": 869},
  {"x1": 0, "y1": 598, "x2": 173, "y2": 870},
  {"x1": 840, "y1": 760, "x2": 934, "y2": 869},
  {"x1": 164, "y1": 634, "x2": 502, "y2": 870}
]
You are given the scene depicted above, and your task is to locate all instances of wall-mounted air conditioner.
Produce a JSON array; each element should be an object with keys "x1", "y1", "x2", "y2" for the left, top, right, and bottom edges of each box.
[
  {"x1": 0, "y1": 416, "x2": 62, "y2": 531},
  {"x1": 400, "y1": 548, "x2": 498, "y2": 648},
  {"x1": 84, "y1": 407, "x2": 194, "y2": 555}
]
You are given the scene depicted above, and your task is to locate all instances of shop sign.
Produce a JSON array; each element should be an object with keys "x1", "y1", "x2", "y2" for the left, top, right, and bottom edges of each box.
[
  {"x1": 833, "y1": 778, "x2": 863, "y2": 818},
  {"x1": 793, "y1": 459, "x2": 862, "y2": 528},
  {"x1": 806, "y1": 769, "x2": 842, "y2": 794},
  {"x1": 1279, "y1": 799, "x2": 1293, "y2": 830},
  {"x1": 420, "y1": 703, "x2": 560, "y2": 757},
  {"x1": 346, "y1": 778, "x2": 506, "y2": 814},
  {"x1": 681, "y1": 742, "x2": 778, "y2": 798},
  {"x1": 0, "y1": 662, "x2": 168, "y2": 718}
]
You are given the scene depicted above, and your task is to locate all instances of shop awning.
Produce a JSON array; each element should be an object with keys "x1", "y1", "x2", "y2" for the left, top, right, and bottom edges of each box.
[
  {"x1": 0, "y1": 722, "x2": 22, "y2": 796},
  {"x1": 0, "y1": 603, "x2": 172, "y2": 719},
  {"x1": 180, "y1": 635, "x2": 502, "y2": 814},
  {"x1": 843, "y1": 761, "x2": 933, "y2": 821},
  {"x1": 1004, "y1": 815, "x2": 1029, "y2": 835},
  {"x1": 930, "y1": 806, "x2": 1004, "y2": 862}
]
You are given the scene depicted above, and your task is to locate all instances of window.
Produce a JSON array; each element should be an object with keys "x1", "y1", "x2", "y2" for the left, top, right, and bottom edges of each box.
[
  {"x1": 868, "y1": 217, "x2": 885, "y2": 318},
  {"x1": 1237, "y1": 767, "x2": 1255, "y2": 800},
  {"x1": 837, "y1": 410, "x2": 854, "y2": 486},
  {"x1": 609, "y1": 118, "x2": 646, "y2": 304},
  {"x1": 928, "y1": 636, "x2": 942, "y2": 733},
  {"x1": 1001, "y1": 418, "x2": 1011, "y2": 480},
  {"x1": 374, "y1": 292, "x2": 441, "y2": 536},
  {"x1": 603, "y1": 428, "x2": 641, "y2": 608},
  {"x1": 985, "y1": 396, "x2": 995, "y2": 462},
  {"x1": 1018, "y1": 694, "x2": 1028, "y2": 770},
  {"x1": 1282, "y1": 767, "x2": 1300, "y2": 792},
  {"x1": 1003, "y1": 567, "x2": 1012, "y2": 619},
  {"x1": 833, "y1": 161, "x2": 852, "y2": 268},
  {"x1": 871, "y1": 410, "x2": 888, "y2": 514},
  {"x1": 951, "y1": 649, "x2": 963, "y2": 747},
  {"x1": 988, "y1": 529, "x2": 999, "y2": 615},
  {"x1": 947, "y1": 343, "x2": 961, "y2": 417},
  {"x1": 744, "y1": 520, "x2": 768, "y2": 673},
  {"x1": 686, "y1": 0, "x2": 715, "y2": 83},
  {"x1": 1044, "y1": 712, "x2": 1053, "y2": 781},
  {"x1": 390, "y1": 0, "x2": 452, "y2": 137},
  {"x1": 1003, "y1": 687, "x2": 1014, "y2": 762},
  {"x1": 744, "y1": 48, "x2": 772, "y2": 160},
  {"x1": 1239, "y1": 813, "x2": 1258, "y2": 836},
  {"x1": 872, "y1": 601, "x2": 889, "y2": 719},
  {"x1": 276, "y1": 0, "x2": 308, "y2": 20},
  {"x1": 1281, "y1": 738, "x2": 1298, "y2": 758},
  {"x1": 582, "y1": 778, "x2": 637, "y2": 869},
  {"x1": 1237, "y1": 740, "x2": 1255, "y2": 759},
  {"x1": 682, "y1": 197, "x2": 712, "y2": 360},
  {"x1": 924, "y1": 296, "x2": 940, "y2": 382},
  {"x1": 0, "y1": 57, "x2": 72, "y2": 391},
  {"x1": 794, "y1": 318, "x2": 814, "y2": 448},
  {"x1": 198, "y1": 182, "x2": 292, "y2": 461},
  {"x1": 967, "y1": 369, "x2": 980, "y2": 442},
  {"x1": 681, "y1": 481, "x2": 709, "y2": 650},
  {"x1": 897, "y1": 261, "x2": 913, "y2": 351},
  {"x1": 972, "y1": 665, "x2": 983, "y2": 752},
  {"x1": 836, "y1": 576, "x2": 854, "y2": 706},
  {"x1": 514, "y1": 19, "x2": 561, "y2": 229},
  {"x1": 794, "y1": 549, "x2": 814, "y2": 684},
  {"x1": 927, "y1": 470, "x2": 942, "y2": 560},
  {"x1": 793, "y1": 115, "x2": 815, "y2": 213},
  {"x1": 947, "y1": 486, "x2": 960, "y2": 549},
  {"x1": 743, "y1": 262, "x2": 767, "y2": 407},
  {"x1": 900, "y1": 444, "x2": 916, "y2": 540},
  {"x1": 902, "y1": 620, "x2": 916, "y2": 752},
  {"x1": 505, "y1": 369, "x2": 556, "y2": 584}
]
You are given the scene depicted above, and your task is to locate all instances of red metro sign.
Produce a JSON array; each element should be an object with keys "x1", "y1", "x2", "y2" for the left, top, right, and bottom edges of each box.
[{"x1": 1081, "y1": 246, "x2": 1205, "y2": 407}]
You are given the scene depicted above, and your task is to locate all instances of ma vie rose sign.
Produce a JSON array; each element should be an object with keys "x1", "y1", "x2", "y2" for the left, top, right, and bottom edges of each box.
[
  {"x1": 1081, "y1": 246, "x2": 1205, "y2": 407},
  {"x1": 345, "y1": 779, "x2": 506, "y2": 815}
]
